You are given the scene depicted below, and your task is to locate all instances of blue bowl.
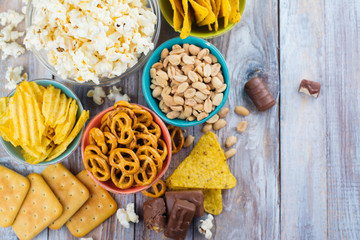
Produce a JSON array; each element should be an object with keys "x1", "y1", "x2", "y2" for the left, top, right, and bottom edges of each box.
[
  {"x1": 142, "y1": 36, "x2": 230, "y2": 127},
  {"x1": 0, "y1": 79, "x2": 84, "y2": 166}
]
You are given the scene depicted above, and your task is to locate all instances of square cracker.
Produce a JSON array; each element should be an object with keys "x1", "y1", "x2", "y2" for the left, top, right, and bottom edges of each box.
[
  {"x1": 41, "y1": 163, "x2": 90, "y2": 230},
  {"x1": 66, "y1": 170, "x2": 117, "y2": 238},
  {"x1": 12, "y1": 173, "x2": 63, "y2": 240},
  {"x1": 0, "y1": 165, "x2": 30, "y2": 227}
]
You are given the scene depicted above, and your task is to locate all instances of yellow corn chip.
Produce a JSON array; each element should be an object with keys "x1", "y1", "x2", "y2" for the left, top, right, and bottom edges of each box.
[
  {"x1": 0, "y1": 97, "x2": 8, "y2": 116},
  {"x1": 229, "y1": 0, "x2": 241, "y2": 23},
  {"x1": 203, "y1": 189, "x2": 223, "y2": 215},
  {"x1": 189, "y1": 0, "x2": 209, "y2": 24},
  {"x1": 173, "y1": 0, "x2": 185, "y2": 17},
  {"x1": 219, "y1": 0, "x2": 231, "y2": 27},
  {"x1": 196, "y1": 0, "x2": 217, "y2": 27},
  {"x1": 47, "y1": 110, "x2": 89, "y2": 161},
  {"x1": 53, "y1": 99, "x2": 78, "y2": 145},
  {"x1": 166, "y1": 132, "x2": 236, "y2": 189},
  {"x1": 169, "y1": 0, "x2": 184, "y2": 32},
  {"x1": 180, "y1": 0, "x2": 192, "y2": 39}
]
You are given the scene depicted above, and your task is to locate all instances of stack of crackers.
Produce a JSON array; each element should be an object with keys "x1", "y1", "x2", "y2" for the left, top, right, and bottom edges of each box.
[
  {"x1": 166, "y1": 132, "x2": 237, "y2": 215},
  {"x1": 0, "y1": 164, "x2": 117, "y2": 240}
]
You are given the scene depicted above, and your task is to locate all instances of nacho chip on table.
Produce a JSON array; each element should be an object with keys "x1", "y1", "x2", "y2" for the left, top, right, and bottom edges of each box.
[
  {"x1": 166, "y1": 132, "x2": 237, "y2": 189},
  {"x1": 203, "y1": 189, "x2": 223, "y2": 215},
  {"x1": 219, "y1": 0, "x2": 231, "y2": 27},
  {"x1": 196, "y1": 0, "x2": 217, "y2": 27}
]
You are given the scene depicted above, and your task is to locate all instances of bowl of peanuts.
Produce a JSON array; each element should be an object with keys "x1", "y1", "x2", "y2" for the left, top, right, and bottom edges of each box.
[
  {"x1": 81, "y1": 101, "x2": 172, "y2": 195},
  {"x1": 142, "y1": 36, "x2": 230, "y2": 127}
]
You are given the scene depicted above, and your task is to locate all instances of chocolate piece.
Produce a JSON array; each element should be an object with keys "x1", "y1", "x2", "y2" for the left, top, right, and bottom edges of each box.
[
  {"x1": 298, "y1": 79, "x2": 321, "y2": 98},
  {"x1": 164, "y1": 199, "x2": 196, "y2": 240},
  {"x1": 165, "y1": 190, "x2": 204, "y2": 217},
  {"x1": 245, "y1": 77, "x2": 275, "y2": 111},
  {"x1": 143, "y1": 198, "x2": 166, "y2": 232}
]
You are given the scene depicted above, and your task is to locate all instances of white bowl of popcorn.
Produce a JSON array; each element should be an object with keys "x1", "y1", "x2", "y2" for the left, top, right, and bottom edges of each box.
[{"x1": 24, "y1": 0, "x2": 161, "y2": 86}]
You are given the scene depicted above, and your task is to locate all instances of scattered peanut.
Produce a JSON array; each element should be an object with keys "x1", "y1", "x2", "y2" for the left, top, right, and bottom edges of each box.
[
  {"x1": 225, "y1": 136, "x2": 237, "y2": 148},
  {"x1": 202, "y1": 123, "x2": 213, "y2": 133},
  {"x1": 206, "y1": 114, "x2": 219, "y2": 124},
  {"x1": 218, "y1": 107, "x2": 229, "y2": 118},
  {"x1": 213, "y1": 119, "x2": 227, "y2": 130},
  {"x1": 183, "y1": 135, "x2": 195, "y2": 148},
  {"x1": 235, "y1": 106, "x2": 250, "y2": 116},
  {"x1": 225, "y1": 148, "x2": 237, "y2": 159},
  {"x1": 236, "y1": 121, "x2": 248, "y2": 132},
  {"x1": 150, "y1": 43, "x2": 227, "y2": 122}
]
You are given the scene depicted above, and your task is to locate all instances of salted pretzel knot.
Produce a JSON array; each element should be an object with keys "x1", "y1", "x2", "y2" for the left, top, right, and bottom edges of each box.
[
  {"x1": 84, "y1": 154, "x2": 110, "y2": 182},
  {"x1": 134, "y1": 155, "x2": 157, "y2": 186},
  {"x1": 111, "y1": 167, "x2": 134, "y2": 189},
  {"x1": 141, "y1": 179, "x2": 167, "y2": 198},
  {"x1": 89, "y1": 128, "x2": 108, "y2": 154},
  {"x1": 109, "y1": 148, "x2": 140, "y2": 175}
]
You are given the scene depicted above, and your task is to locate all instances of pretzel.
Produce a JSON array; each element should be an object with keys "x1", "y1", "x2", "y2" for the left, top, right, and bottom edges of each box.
[
  {"x1": 157, "y1": 139, "x2": 168, "y2": 162},
  {"x1": 84, "y1": 154, "x2": 111, "y2": 181},
  {"x1": 141, "y1": 179, "x2": 167, "y2": 198},
  {"x1": 111, "y1": 167, "x2": 134, "y2": 189},
  {"x1": 136, "y1": 146, "x2": 163, "y2": 172},
  {"x1": 134, "y1": 155, "x2": 157, "y2": 186},
  {"x1": 147, "y1": 121, "x2": 161, "y2": 140},
  {"x1": 110, "y1": 112, "x2": 134, "y2": 145},
  {"x1": 132, "y1": 108, "x2": 153, "y2": 127},
  {"x1": 133, "y1": 123, "x2": 149, "y2": 134},
  {"x1": 104, "y1": 132, "x2": 118, "y2": 152},
  {"x1": 89, "y1": 128, "x2": 108, "y2": 154},
  {"x1": 84, "y1": 145, "x2": 108, "y2": 161},
  {"x1": 167, "y1": 125, "x2": 184, "y2": 154},
  {"x1": 135, "y1": 133, "x2": 158, "y2": 149},
  {"x1": 113, "y1": 100, "x2": 133, "y2": 109},
  {"x1": 109, "y1": 148, "x2": 140, "y2": 175}
]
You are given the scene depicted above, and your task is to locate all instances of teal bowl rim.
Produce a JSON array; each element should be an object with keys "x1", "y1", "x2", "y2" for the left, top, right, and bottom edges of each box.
[
  {"x1": 142, "y1": 36, "x2": 230, "y2": 127},
  {"x1": 159, "y1": 0, "x2": 246, "y2": 39},
  {"x1": 0, "y1": 79, "x2": 85, "y2": 166}
]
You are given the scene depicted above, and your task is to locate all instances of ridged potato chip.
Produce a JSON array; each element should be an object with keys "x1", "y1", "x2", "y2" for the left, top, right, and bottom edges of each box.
[
  {"x1": 0, "y1": 81, "x2": 89, "y2": 164},
  {"x1": 166, "y1": 132, "x2": 236, "y2": 189},
  {"x1": 47, "y1": 110, "x2": 89, "y2": 161}
]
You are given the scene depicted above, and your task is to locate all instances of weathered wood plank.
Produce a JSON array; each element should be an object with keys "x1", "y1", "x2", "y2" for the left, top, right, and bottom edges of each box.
[
  {"x1": 280, "y1": 0, "x2": 328, "y2": 239},
  {"x1": 323, "y1": 0, "x2": 360, "y2": 239}
]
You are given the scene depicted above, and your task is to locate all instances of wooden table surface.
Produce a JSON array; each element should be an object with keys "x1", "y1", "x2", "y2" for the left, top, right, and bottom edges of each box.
[{"x1": 1, "y1": 0, "x2": 359, "y2": 239}]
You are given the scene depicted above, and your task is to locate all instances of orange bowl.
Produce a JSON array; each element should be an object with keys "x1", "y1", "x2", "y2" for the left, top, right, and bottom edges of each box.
[{"x1": 81, "y1": 104, "x2": 172, "y2": 194}]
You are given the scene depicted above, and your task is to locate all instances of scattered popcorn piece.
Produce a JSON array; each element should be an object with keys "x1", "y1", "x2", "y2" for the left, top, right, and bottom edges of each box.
[
  {"x1": 126, "y1": 203, "x2": 139, "y2": 224},
  {"x1": 87, "y1": 87, "x2": 106, "y2": 105},
  {"x1": 0, "y1": 25, "x2": 24, "y2": 42},
  {"x1": 198, "y1": 214, "x2": 214, "y2": 240},
  {"x1": 1, "y1": 41, "x2": 25, "y2": 60},
  {"x1": 116, "y1": 203, "x2": 139, "y2": 229},
  {"x1": 0, "y1": 10, "x2": 24, "y2": 27},
  {"x1": 107, "y1": 86, "x2": 130, "y2": 102},
  {"x1": 5, "y1": 66, "x2": 28, "y2": 90}
]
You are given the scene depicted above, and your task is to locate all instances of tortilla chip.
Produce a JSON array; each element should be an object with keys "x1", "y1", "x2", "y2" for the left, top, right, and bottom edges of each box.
[
  {"x1": 166, "y1": 132, "x2": 237, "y2": 189},
  {"x1": 229, "y1": 0, "x2": 241, "y2": 23},
  {"x1": 180, "y1": 0, "x2": 192, "y2": 39},
  {"x1": 189, "y1": 0, "x2": 209, "y2": 24},
  {"x1": 220, "y1": 0, "x2": 231, "y2": 27},
  {"x1": 204, "y1": 189, "x2": 223, "y2": 215},
  {"x1": 173, "y1": 0, "x2": 185, "y2": 17},
  {"x1": 197, "y1": 0, "x2": 217, "y2": 27},
  {"x1": 169, "y1": 0, "x2": 184, "y2": 32}
]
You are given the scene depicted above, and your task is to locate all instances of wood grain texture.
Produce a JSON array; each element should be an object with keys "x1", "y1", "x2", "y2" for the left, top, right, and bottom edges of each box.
[{"x1": 280, "y1": 0, "x2": 360, "y2": 239}]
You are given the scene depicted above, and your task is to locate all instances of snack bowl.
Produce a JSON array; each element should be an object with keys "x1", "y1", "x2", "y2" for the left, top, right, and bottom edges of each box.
[
  {"x1": 159, "y1": 0, "x2": 246, "y2": 39},
  {"x1": 142, "y1": 36, "x2": 230, "y2": 127},
  {"x1": 81, "y1": 104, "x2": 172, "y2": 195},
  {"x1": 0, "y1": 79, "x2": 84, "y2": 166},
  {"x1": 25, "y1": 0, "x2": 161, "y2": 86}
]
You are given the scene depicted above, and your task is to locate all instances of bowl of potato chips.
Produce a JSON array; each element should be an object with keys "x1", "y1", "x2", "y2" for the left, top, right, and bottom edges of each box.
[
  {"x1": 159, "y1": 0, "x2": 246, "y2": 39},
  {"x1": 0, "y1": 79, "x2": 89, "y2": 165}
]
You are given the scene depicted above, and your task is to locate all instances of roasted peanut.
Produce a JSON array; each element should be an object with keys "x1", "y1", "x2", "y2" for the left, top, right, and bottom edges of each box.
[
  {"x1": 202, "y1": 123, "x2": 213, "y2": 133},
  {"x1": 235, "y1": 106, "x2": 250, "y2": 116},
  {"x1": 225, "y1": 148, "x2": 236, "y2": 159},
  {"x1": 213, "y1": 119, "x2": 226, "y2": 130},
  {"x1": 218, "y1": 107, "x2": 229, "y2": 118},
  {"x1": 236, "y1": 121, "x2": 248, "y2": 132},
  {"x1": 183, "y1": 135, "x2": 195, "y2": 148},
  {"x1": 225, "y1": 136, "x2": 237, "y2": 148}
]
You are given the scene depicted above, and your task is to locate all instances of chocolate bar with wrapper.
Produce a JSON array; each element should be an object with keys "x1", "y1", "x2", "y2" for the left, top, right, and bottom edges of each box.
[
  {"x1": 165, "y1": 190, "x2": 204, "y2": 217},
  {"x1": 143, "y1": 198, "x2": 166, "y2": 232}
]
